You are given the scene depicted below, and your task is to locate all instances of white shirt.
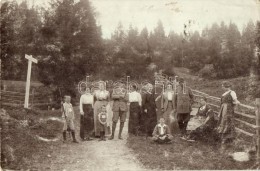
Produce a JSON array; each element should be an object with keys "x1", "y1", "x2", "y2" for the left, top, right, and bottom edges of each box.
[
  {"x1": 95, "y1": 90, "x2": 109, "y2": 100},
  {"x1": 158, "y1": 124, "x2": 167, "y2": 135},
  {"x1": 128, "y1": 91, "x2": 142, "y2": 106},
  {"x1": 167, "y1": 92, "x2": 173, "y2": 101},
  {"x1": 80, "y1": 94, "x2": 94, "y2": 114}
]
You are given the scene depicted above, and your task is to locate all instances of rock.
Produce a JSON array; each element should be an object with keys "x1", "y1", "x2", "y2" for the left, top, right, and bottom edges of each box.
[{"x1": 231, "y1": 152, "x2": 249, "y2": 162}]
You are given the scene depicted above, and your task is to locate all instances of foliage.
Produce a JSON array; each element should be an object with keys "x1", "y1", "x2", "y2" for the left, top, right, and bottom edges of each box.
[{"x1": 1, "y1": 0, "x2": 103, "y2": 98}]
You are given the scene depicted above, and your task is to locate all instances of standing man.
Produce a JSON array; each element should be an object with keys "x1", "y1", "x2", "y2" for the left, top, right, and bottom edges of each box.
[
  {"x1": 109, "y1": 83, "x2": 128, "y2": 140},
  {"x1": 174, "y1": 78, "x2": 194, "y2": 138},
  {"x1": 128, "y1": 85, "x2": 142, "y2": 136}
]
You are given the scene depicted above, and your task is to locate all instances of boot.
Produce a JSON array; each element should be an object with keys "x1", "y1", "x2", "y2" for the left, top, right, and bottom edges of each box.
[
  {"x1": 71, "y1": 131, "x2": 79, "y2": 143},
  {"x1": 109, "y1": 122, "x2": 116, "y2": 140},
  {"x1": 118, "y1": 122, "x2": 124, "y2": 140},
  {"x1": 99, "y1": 131, "x2": 104, "y2": 141},
  {"x1": 63, "y1": 131, "x2": 67, "y2": 142},
  {"x1": 102, "y1": 131, "x2": 106, "y2": 141}
]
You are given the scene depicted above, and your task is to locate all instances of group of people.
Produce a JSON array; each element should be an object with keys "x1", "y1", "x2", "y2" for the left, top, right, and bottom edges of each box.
[{"x1": 61, "y1": 77, "x2": 240, "y2": 146}]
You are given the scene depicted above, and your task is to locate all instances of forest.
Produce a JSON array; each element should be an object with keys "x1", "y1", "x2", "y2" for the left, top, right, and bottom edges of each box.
[{"x1": 1, "y1": 0, "x2": 260, "y2": 94}]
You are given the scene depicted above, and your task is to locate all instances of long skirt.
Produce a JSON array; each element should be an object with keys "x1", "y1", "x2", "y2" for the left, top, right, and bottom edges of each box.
[
  {"x1": 217, "y1": 103, "x2": 235, "y2": 142},
  {"x1": 128, "y1": 102, "x2": 141, "y2": 135},
  {"x1": 80, "y1": 104, "x2": 94, "y2": 139},
  {"x1": 105, "y1": 101, "x2": 113, "y2": 135},
  {"x1": 94, "y1": 101, "x2": 108, "y2": 136},
  {"x1": 144, "y1": 107, "x2": 157, "y2": 136},
  {"x1": 163, "y1": 103, "x2": 179, "y2": 134}
]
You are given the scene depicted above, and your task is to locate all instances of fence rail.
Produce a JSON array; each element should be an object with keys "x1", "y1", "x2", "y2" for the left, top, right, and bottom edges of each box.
[
  {"x1": 191, "y1": 89, "x2": 260, "y2": 163},
  {"x1": 1, "y1": 90, "x2": 54, "y2": 109}
]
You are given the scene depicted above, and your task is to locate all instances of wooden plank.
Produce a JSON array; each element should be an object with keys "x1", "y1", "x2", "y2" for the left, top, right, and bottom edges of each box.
[
  {"x1": 239, "y1": 103, "x2": 255, "y2": 110},
  {"x1": 235, "y1": 127, "x2": 254, "y2": 137},
  {"x1": 256, "y1": 98, "x2": 260, "y2": 163},
  {"x1": 234, "y1": 118, "x2": 257, "y2": 129},
  {"x1": 207, "y1": 103, "x2": 220, "y2": 109},
  {"x1": 235, "y1": 111, "x2": 256, "y2": 119}
]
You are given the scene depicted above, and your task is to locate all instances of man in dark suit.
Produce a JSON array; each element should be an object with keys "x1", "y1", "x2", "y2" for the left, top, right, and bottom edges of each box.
[
  {"x1": 174, "y1": 78, "x2": 194, "y2": 138},
  {"x1": 109, "y1": 84, "x2": 127, "y2": 140}
]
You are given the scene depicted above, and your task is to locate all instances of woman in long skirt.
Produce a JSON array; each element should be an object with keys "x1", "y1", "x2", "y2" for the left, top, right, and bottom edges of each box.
[
  {"x1": 93, "y1": 82, "x2": 110, "y2": 137},
  {"x1": 128, "y1": 85, "x2": 142, "y2": 135},
  {"x1": 217, "y1": 81, "x2": 240, "y2": 144},
  {"x1": 142, "y1": 83, "x2": 158, "y2": 137},
  {"x1": 161, "y1": 84, "x2": 178, "y2": 134},
  {"x1": 79, "y1": 87, "x2": 94, "y2": 141}
]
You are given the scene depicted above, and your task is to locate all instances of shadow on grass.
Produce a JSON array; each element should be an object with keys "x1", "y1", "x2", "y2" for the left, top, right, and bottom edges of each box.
[{"x1": 127, "y1": 135, "x2": 255, "y2": 170}]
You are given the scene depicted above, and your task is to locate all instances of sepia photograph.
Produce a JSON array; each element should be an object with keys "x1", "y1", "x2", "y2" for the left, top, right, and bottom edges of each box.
[{"x1": 1, "y1": 0, "x2": 260, "y2": 170}]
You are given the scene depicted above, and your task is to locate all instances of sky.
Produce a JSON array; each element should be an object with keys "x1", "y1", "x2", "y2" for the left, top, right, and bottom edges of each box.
[{"x1": 13, "y1": 0, "x2": 260, "y2": 38}]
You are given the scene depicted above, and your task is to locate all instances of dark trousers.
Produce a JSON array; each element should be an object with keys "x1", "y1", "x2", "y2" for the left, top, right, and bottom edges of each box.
[
  {"x1": 128, "y1": 102, "x2": 141, "y2": 135},
  {"x1": 177, "y1": 113, "x2": 190, "y2": 135}
]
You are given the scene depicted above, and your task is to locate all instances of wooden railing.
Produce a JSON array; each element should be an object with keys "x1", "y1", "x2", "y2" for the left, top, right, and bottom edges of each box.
[
  {"x1": 191, "y1": 88, "x2": 260, "y2": 163},
  {"x1": 0, "y1": 90, "x2": 54, "y2": 109}
]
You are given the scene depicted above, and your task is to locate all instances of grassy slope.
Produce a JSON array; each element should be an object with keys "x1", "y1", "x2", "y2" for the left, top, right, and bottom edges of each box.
[
  {"x1": 1, "y1": 108, "x2": 67, "y2": 170},
  {"x1": 127, "y1": 135, "x2": 255, "y2": 170},
  {"x1": 173, "y1": 67, "x2": 259, "y2": 106}
]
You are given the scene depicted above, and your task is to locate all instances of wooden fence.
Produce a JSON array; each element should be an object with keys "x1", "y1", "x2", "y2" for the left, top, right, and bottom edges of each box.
[
  {"x1": 191, "y1": 89, "x2": 260, "y2": 163},
  {"x1": 0, "y1": 90, "x2": 54, "y2": 109}
]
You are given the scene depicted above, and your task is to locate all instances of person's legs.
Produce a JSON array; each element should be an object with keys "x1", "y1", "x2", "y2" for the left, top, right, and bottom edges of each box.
[
  {"x1": 152, "y1": 136, "x2": 160, "y2": 143},
  {"x1": 109, "y1": 111, "x2": 119, "y2": 140},
  {"x1": 80, "y1": 115, "x2": 85, "y2": 140},
  {"x1": 62, "y1": 120, "x2": 68, "y2": 142},
  {"x1": 177, "y1": 114, "x2": 184, "y2": 135},
  {"x1": 68, "y1": 120, "x2": 78, "y2": 143},
  {"x1": 118, "y1": 110, "x2": 126, "y2": 139},
  {"x1": 182, "y1": 113, "x2": 190, "y2": 136}
]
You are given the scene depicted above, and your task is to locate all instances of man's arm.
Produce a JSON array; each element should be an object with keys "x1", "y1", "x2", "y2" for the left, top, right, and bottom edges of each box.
[
  {"x1": 152, "y1": 125, "x2": 158, "y2": 137},
  {"x1": 138, "y1": 93, "x2": 142, "y2": 106}
]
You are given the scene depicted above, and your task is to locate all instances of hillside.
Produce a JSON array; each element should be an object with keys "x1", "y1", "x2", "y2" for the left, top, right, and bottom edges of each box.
[{"x1": 174, "y1": 67, "x2": 260, "y2": 106}]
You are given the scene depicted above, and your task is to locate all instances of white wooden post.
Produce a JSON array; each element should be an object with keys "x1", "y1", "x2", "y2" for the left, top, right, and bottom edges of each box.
[{"x1": 24, "y1": 54, "x2": 38, "y2": 108}]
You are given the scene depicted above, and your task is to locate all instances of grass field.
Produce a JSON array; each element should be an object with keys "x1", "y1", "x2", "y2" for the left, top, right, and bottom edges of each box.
[{"x1": 127, "y1": 135, "x2": 256, "y2": 170}]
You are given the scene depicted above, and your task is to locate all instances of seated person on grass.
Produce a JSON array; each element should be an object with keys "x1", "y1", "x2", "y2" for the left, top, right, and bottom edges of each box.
[
  {"x1": 152, "y1": 118, "x2": 173, "y2": 144},
  {"x1": 186, "y1": 96, "x2": 217, "y2": 142}
]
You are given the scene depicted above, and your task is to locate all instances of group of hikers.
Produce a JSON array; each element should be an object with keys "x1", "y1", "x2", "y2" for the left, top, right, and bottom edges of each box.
[{"x1": 61, "y1": 75, "x2": 240, "y2": 147}]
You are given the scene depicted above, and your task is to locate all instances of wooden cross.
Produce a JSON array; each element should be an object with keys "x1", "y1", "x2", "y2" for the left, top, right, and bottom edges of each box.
[{"x1": 24, "y1": 54, "x2": 38, "y2": 108}]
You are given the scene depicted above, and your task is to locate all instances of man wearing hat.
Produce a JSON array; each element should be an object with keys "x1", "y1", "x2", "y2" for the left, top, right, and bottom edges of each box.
[{"x1": 174, "y1": 77, "x2": 194, "y2": 138}]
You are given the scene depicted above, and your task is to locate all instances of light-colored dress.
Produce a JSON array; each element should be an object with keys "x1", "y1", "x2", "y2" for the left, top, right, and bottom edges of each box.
[
  {"x1": 161, "y1": 91, "x2": 176, "y2": 134},
  {"x1": 93, "y1": 90, "x2": 109, "y2": 136}
]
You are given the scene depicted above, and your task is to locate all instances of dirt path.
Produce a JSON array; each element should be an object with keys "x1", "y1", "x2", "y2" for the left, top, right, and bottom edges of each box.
[{"x1": 38, "y1": 120, "x2": 145, "y2": 171}]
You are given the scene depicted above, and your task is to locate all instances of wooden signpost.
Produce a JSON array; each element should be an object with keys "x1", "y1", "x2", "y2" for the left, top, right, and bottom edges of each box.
[{"x1": 24, "y1": 54, "x2": 38, "y2": 108}]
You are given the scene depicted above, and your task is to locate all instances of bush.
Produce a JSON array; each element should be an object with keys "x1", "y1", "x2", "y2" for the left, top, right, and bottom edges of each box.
[{"x1": 199, "y1": 64, "x2": 216, "y2": 79}]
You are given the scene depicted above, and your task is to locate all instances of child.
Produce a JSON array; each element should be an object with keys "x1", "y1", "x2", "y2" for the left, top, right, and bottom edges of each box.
[
  {"x1": 62, "y1": 95, "x2": 78, "y2": 143},
  {"x1": 98, "y1": 105, "x2": 108, "y2": 141},
  {"x1": 186, "y1": 96, "x2": 217, "y2": 142},
  {"x1": 152, "y1": 118, "x2": 173, "y2": 144}
]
